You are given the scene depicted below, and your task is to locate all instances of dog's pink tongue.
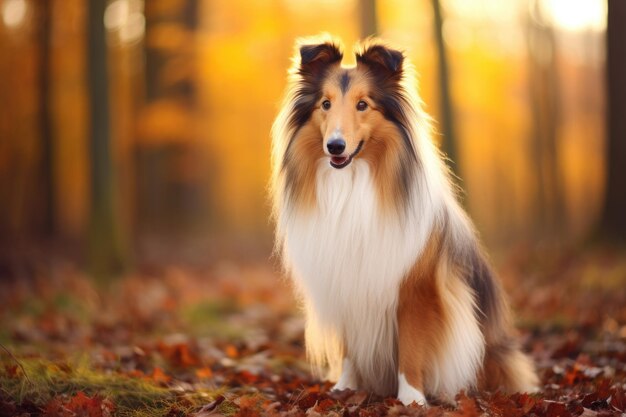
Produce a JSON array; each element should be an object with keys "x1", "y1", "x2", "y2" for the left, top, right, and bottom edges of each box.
[{"x1": 331, "y1": 156, "x2": 348, "y2": 165}]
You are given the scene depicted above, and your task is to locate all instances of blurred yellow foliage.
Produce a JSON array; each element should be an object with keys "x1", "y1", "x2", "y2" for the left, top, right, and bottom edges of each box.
[{"x1": 0, "y1": 0, "x2": 606, "y2": 248}]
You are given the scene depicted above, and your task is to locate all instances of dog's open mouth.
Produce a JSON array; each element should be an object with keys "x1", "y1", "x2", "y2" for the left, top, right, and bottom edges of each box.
[{"x1": 330, "y1": 140, "x2": 364, "y2": 169}]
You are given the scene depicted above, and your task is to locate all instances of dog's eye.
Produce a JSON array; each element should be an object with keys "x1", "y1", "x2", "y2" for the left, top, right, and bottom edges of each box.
[
  {"x1": 322, "y1": 100, "x2": 331, "y2": 110},
  {"x1": 356, "y1": 100, "x2": 368, "y2": 111}
]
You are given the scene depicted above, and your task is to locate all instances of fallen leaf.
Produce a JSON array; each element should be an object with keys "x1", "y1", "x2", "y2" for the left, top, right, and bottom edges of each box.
[
  {"x1": 196, "y1": 367, "x2": 214, "y2": 379},
  {"x1": 150, "y1": 367, "x2": 172, "y2": 384}
]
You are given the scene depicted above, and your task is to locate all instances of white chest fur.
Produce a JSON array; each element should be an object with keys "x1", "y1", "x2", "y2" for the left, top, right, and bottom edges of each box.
[{"x1": 280, "y1": 160, "x2": 434, "y2": 394}]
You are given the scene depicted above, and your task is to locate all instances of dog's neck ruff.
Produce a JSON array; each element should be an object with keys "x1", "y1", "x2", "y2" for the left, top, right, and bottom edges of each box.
[{"x1": 279, "y1": 159, "x2": 437, "y2": 395}]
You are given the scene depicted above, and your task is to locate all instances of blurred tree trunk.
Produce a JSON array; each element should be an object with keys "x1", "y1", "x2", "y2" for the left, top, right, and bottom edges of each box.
[
  {"x1": 144, "y1": 2, "x2": 164, "y2": 102},
  {"x1": 87, "y1": 0, "x2": 126, "y2": 278},
  {"x1": 144, "y1": 1, "x2": 197, "y2": 103},
  {"x1": 526, "y1": 0, "x2": 564, "y2": 238},
  {"x1": 359, "y1": 0, "x2": 377, "y2": 38},
  {"x1": 431, "y1": 0, "x2": 460, "y2": 182},
  {"x1": 599, "y1": 0, "x2": 626, "y2": 241},
  {"x1": 138, "y1": 0, "x2": 203, "y2": 234},
  {"x1": 39, "y1": 0, "x2": 54, "y2": 236}
]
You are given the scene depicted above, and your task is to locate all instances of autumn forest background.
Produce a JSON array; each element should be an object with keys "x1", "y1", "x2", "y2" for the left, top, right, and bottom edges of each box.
[{"x1": 1, "y1": 0, "x2": 626, "y2": 415}]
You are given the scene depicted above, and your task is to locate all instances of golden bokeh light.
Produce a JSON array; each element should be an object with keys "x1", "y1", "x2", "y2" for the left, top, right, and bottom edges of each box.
[
  {"x1": 1, "y1": 0, "x2": 27, "y2": 29},
  {"x1": 542, "y1": 0, "x2": 606, "y2": 32}
]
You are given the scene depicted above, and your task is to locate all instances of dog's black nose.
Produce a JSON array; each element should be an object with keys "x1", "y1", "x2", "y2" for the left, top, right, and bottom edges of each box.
[{"x1": 327, "y1": 139, "x2": 346, "y2": 155}]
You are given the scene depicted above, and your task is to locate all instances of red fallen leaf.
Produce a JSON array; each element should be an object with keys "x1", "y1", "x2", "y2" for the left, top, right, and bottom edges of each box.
[
  {"x1": 150, "y1": 367, "x2": 172, "y2": 384},
  {"x1": 261, "y1": 401, "x2": 282, "y2": 416},
  {"x1": 297, "y1": 392, "x2": 319, "y2": 409},
  {"x1": 235, "y1": 395, "x2": 261, "y2": 417},
  {"x1": 610, "y1": 387, "x2": 626, "y2": 411},
  {"x1": 578, "y1": 408, "x2": 599, "y2": 417},
  {"x1": 359, "y1": 406, "x2": 389, "y2": 417},
  {"x1": 307, "y1": 384, "x2": 321, "y2": 394},
  {"x1": 383, "y1": 397, "x2": 403, "y2": 407},
  {"x1": 582, "y1": 392, "x2": 601, "y2": 409},
  {"x1": 314, "y1": 398, "x2": 336, "y2": 413},
  {"x1": 237, "y1": 396, "x2": 262, "y2": 408},
  {"x1": 479, "y1": 392, "x2": 521, "y2": 417},
  {"x1": 225, "y1": 344, "x2": 239, "y2": 359},
  {"x1": 581, "y1": 380, "x2": 612, "y2": 409},
  {"x1": 360, "y1": 404, "x2": 392, "y2": 417},
  {"x1": 67, "y1": 391, "x2": 100, "y2": 414},
  {"x1": 563, "y1": 367, "x2": 584, "y2": 386},
  {"x1": 515, "y1": 392, "x2": 538, "y2": 414},
  {"x1": 450, "y1": 392, "x2": 481, "y2": 417},
  {"x1": 237, "y1": 370, "x2": 260, "y2": 384},
  {"x1": 386, "y1": 404, "x2": 421, "y2": 416},
  {"x1": 552, "y1": 336, "x2": 582, "y2": 360},
  {"x1": 4, "y1": 364, "x2": 18, "y2": 378},
  {"x1": 595, "y1": 379, "x2": 612, "y2": 400},
  {"x1": 544, "y1": 401, "x2": 572, "y2": 417},
  {"x1": 158, "y1": 342, "x2": 200, "y2": 368},
  {"x1": 126, "y1": 369, "x2": 144, "y2": 378},
  {"x1": 423, "y1": 406, "x2": 446, "y2": 417},
  {"x1": 195, "y1": 367, "x2": 213, "y2": 379},
  {"x1": 43, "y1": 397, "x2": 65, "y2": 415},
  {"x1": 63, "y1": 391, "x2": 115, "y2": 417}
]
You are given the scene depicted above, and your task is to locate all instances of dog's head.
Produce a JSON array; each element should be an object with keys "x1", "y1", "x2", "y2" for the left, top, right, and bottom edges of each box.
[{"x1": 291, "y1": 37, "x2": 416, "y2": 170}]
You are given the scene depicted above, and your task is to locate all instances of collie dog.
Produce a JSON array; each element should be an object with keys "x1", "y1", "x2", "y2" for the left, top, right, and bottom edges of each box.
[{"x1": 270, "y1": 36, "x2": 538, "y2": 405}]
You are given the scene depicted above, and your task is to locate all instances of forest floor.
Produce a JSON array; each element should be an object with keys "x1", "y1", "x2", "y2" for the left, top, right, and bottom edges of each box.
[{"x1": 1, "y1": 243, "x2": 626, "y2": 416}]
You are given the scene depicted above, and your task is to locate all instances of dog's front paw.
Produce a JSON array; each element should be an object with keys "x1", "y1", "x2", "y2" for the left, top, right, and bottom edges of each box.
[
  {"x1": 332, "y1": 381, "x2": 354, "y2": 391},
  {"x1": 397, "y1": 374, "x2": 428, "y2": 406},
  {"x1": 333, "y1": 358, "x2": 358, "y2": 391}
]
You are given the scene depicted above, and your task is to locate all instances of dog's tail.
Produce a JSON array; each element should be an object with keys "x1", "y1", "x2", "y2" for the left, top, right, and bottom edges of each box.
[
  {"x1": 463, "y1": 242, "x2": 539, "y2": 393},
  {"x1": 480, "y1": 340, "x2": 539, "y2": 393}
]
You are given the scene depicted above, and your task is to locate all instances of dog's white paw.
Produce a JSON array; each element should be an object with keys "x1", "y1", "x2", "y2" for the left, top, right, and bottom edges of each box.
[
  {"x1": 332, "y1": 358, "x2": 358, "y2": 391},
  {"x1": 398, "y1": 373, "x2": 428, "y2": 406},
  {"x1": 332, "y1": 380, "x2": 354, "y2": 391}
]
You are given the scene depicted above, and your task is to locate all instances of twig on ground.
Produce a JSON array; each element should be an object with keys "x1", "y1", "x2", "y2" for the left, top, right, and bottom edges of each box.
[{"x1": 0, "y1": 343, "x2": 32, "y2": 385}]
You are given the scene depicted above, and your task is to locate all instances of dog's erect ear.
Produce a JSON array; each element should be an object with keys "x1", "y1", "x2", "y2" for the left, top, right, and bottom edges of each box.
[
  {"x1": 355, "y1": 42, "x2": 404, "y2": 77},
  {"x1": 298, "y1": 41, "x2": 343, "y2": 77}
]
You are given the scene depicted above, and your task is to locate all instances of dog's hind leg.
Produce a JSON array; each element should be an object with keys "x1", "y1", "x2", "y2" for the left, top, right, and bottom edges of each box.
[{"x1": 396, "y1": 270, "x2": 445, "y2": 406}]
